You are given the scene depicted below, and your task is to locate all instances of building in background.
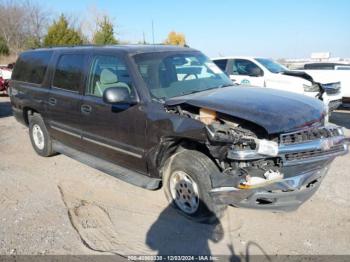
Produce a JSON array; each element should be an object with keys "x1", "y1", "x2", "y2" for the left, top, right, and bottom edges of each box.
[{"x1": 282, "y1": 52, "x2": 350, "y2": 69}]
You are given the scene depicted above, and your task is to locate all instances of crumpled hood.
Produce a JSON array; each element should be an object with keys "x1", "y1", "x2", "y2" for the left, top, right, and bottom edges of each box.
[
  {"x1": 282, "y1": 70, "x2": 315, "y2": 84},
  {"x1": 165, "y1": 86, "x2": 326, "y2": 134}
]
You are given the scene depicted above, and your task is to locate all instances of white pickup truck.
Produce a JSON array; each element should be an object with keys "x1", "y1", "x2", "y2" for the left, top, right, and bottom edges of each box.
[
  {"x1": 296, "y1": 62, "x2": 350, "y2": 107},
  {"x1": 212, "y1": 57, "x2": 343, "y2": 112}
]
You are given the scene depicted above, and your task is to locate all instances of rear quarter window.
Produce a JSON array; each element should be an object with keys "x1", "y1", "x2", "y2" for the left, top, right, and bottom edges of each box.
[{"x1": 12, "y1": 51, "x2": 53, "y2": 84}]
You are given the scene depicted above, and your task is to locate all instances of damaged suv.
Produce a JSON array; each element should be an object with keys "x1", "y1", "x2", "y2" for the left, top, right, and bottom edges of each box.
[{"x1": 10, "y1": 45, "x2": 349, "y2": 222}]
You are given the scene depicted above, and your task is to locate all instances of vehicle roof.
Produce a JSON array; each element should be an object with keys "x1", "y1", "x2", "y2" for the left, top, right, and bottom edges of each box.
[
  {"x1": 211, "y1": 56, "x2": 270, "y2": 60},
  {"x1": 26, "y1": 44, "x2": 198, "y2": 55}
]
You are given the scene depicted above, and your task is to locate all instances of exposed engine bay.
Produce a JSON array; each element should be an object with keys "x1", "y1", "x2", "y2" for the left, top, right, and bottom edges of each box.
[{"x1": 166, "y1": 104, "x2": 284, "y2": 189}]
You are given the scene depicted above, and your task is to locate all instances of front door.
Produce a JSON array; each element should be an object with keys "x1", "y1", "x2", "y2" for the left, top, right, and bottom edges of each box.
[
  {"x1": 80, "y1": 53, "x2": 148, "y2": 173},
  {"x1": 228, "y1": 59, "x2": 265, "y2": 87}
]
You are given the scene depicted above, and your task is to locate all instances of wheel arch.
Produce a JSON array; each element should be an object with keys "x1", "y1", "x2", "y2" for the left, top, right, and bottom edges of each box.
[
  {"x1": 22, "y1": 106, "x2": 40, "y2": 126},
  {"x1": 159, "y1": 138, "x2": 214, "y2": 172}
]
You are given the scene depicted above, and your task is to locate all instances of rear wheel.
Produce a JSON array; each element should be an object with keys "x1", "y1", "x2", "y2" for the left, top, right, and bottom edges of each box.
[
  {"x1": 163, "y1": 149, "x2": 226, "y2": 223},
  {"x1": 29, "y1": 114, "x2": 55, "y2": 157}
]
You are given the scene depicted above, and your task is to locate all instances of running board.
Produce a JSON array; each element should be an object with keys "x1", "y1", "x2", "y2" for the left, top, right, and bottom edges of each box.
[{"x1": 52, "y1": 141, "x2": 161, "y2": 190}]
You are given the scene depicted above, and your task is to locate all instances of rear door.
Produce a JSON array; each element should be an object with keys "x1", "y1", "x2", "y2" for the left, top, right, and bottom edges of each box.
[
  {"x1": 228, "y1": 59, "x2": 265, "y2": 87},
  {"x1": 47, "y1": 52, "x2": 88, "y2": 149},
  {"x1": 80, "y1": 51, "x2": 148, "y2": 173},
  {"x1": 10, "y1": 50, "x2": 53, "y2": 122}
]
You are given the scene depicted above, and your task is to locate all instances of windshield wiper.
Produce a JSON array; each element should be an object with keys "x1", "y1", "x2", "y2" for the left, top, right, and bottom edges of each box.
[
  {"x1": 217, "y1": 84, "x2": 233, "y2": 88},
  {"x1": 182, "y1": 85, "x2": 231, "y2": 96},
  {"x1": 181, "y1": 89, "x2": 204, "y2": 96}
]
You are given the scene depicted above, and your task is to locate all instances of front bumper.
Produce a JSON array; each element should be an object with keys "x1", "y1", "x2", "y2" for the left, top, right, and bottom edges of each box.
[
  {"x1": 328, "y1": 99, "x2": 342, "y2": 112},
  {"x1": 210, "y1": 163, "x2": 329, "y2": 211},
  {"x1": 323, "y1": 92, "x2": 343, "y2": 112},
  {"x1": 211, "y1": 124, "x2": 349, "y2": 211}
]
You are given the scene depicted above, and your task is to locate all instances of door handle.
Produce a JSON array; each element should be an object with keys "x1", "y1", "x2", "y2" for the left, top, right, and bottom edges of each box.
[
  {"x1": 81, "y1": 104, "x2": 92, "y2": 114},
  {"x1": 48, "y1": 97, "x2": 57, "y2": 106}
]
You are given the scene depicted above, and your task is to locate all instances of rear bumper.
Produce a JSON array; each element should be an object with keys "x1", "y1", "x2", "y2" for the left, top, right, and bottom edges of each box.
[{"x1": 210, "y1": 164, "x2": 329, "y2": 211}]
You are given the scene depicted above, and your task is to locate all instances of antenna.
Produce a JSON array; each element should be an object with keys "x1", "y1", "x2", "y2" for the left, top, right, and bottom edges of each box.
[{"x1": 152, "y1": 20, "x2": 155, "y2": 44}]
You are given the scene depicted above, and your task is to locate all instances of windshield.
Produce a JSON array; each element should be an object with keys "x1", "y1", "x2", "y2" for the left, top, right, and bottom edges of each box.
[
  {"x1": 133, "y1": 51, "x2": 233, "y2": 100},
  {"x1": 255, "y1": 58, "x2": 287, "y2": 73}
]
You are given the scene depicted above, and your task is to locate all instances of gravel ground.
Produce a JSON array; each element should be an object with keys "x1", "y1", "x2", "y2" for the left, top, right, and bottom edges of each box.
[{"x1": 0, "y1": 95, "x2": 349, "y2": 258}]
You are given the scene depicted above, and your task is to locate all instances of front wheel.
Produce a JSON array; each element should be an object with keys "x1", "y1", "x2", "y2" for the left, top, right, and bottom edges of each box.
[{"x1": 163, "y1": 149, "x2": 226, "y2": 223}]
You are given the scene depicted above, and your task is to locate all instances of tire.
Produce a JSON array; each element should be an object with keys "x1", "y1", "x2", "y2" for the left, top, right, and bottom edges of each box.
[
  {"x1": 29, "y1": 114, "x2": 55, "y2": 157},
  {"x1": 163, "y1": 149, "x2": 226, "y2": 223}
]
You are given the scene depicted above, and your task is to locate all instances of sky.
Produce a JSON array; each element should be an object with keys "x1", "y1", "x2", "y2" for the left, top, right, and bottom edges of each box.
[{"x1": 41, "y1": 0, "x2": 350, "y2": 59}]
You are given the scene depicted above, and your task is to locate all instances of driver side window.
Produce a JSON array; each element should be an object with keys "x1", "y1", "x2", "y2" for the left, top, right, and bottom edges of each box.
[
  {"x1": 231, "y1": 59, "x2": 262, "y2": 76},
  {"x1": 87, "y1": 55, "x2": 134, "y2": 98}
]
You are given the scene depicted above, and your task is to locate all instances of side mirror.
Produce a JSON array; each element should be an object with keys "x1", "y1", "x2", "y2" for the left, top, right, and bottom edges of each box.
[{"x1": 103, "y1": 87, "x2": 132, "y2": 104}]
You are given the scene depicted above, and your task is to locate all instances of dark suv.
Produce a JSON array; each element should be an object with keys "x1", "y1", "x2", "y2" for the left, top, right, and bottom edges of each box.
[{"x1": 10, "y1": 45, "x2": 349, "y2": 222}]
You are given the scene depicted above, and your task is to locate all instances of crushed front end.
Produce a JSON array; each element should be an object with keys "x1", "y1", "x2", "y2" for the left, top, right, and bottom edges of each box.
[{"x1": 208, "y1": 123, "x2": 349, "y2": 211}]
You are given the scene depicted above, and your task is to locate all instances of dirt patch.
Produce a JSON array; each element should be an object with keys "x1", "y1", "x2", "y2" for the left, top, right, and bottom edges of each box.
[{"x1": 58, "y1": 185, "x2": 127, "y2": 255}]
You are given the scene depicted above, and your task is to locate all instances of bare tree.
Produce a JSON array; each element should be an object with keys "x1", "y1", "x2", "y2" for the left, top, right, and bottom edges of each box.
[
  {"x1": 23, "y1": 0, "x2": 50, "y2": 45},
  {"x1": 81, "y1": 5, "x2": 117, "y2": 43},
  {"x1": 0, "y1": 0, "x2": 25, "y2": 53},
  {"x1": 0, "y1": 0, "x2": 50, "y2": 53}
]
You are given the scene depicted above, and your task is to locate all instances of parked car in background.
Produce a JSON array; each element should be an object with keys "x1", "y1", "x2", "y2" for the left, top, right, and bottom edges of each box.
[
  {"x1": 0, "y1": 63, "x2": 14, "y2": 95},
  {"x1": 10, "y1": 46, "x2": 349, "y2": 222},
  {"x1": 296, "y1": 62, "x2": 350, "y2": 107},
  {"x1": 212, "y1": 57, "x2": 343, "y2": 113},
  {"x1": 301, "y1": 62, "x2": 350, "y2": 70}
]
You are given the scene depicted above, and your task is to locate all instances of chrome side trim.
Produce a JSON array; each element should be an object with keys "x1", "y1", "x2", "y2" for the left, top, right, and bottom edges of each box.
[
  {"x1": 82, "y1": 137, "x2": 142, "y2": 159},
  {"x1": 51, "y1": 125, "x2": 81, "y2": 139},
  {"x1": 50, "y1": 123, "x2": 143, "y2": 159}
]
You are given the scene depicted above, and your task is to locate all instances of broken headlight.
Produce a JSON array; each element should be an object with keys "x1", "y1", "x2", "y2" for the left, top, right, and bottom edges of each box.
[
  {"x1": 303, "y1": 84, "x2": 320, "y2": 92},
  {"x1": 257, "y1": 139, "x2": 279, "y2": 157}
]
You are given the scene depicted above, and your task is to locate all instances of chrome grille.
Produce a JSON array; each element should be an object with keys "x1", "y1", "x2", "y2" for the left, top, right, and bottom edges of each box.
[
  {"x1": 285, "y1": 144, "x2": 345, "y2": 161},
  {"x1": 322, "y1": 82, "x2": 341, "y2": 95},
  {"x1": 325, "y1": 88, "x2": 340, "y2": 95},
  {"x1": 280, "y1": 127, "x2": 340, "y2": 145}
]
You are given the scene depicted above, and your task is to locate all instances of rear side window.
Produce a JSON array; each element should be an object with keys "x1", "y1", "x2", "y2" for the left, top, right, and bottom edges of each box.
[
  {"x1": 304, "y1": 64, "x2": 333, "y2": 70},
  {"x1": 12, "y1": 51, "x2": 53, "y2": 84},
  {"x1": 53, "y1": 54, "x2": 85, "y2": 92},
  {"x1": 213, "y1": 59, "x2": 228, "y2": 71}
]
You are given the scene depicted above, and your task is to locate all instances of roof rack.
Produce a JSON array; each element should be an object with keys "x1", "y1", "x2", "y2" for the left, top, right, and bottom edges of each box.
[
  {"x1": 30, "y1": 44, "x2": 100, "y2": 50},
  {"x1": 31, "y1": 43, "x2": 190, "y2": 50}
]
